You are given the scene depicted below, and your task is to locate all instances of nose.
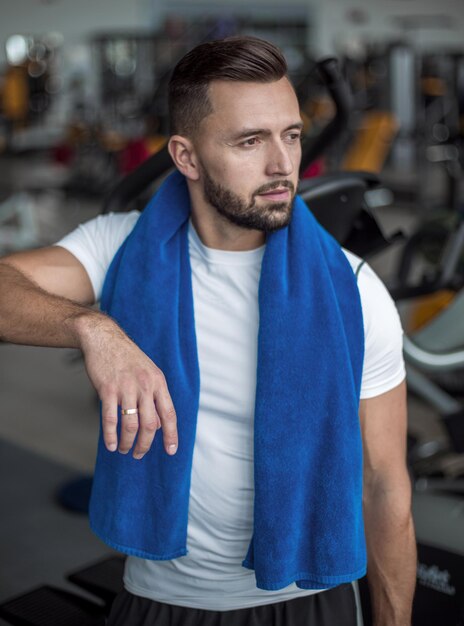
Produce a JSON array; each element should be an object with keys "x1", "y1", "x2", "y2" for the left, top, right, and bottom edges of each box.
[{"x1": 265, "y1": 139, "x2": 295, "y2": 177}]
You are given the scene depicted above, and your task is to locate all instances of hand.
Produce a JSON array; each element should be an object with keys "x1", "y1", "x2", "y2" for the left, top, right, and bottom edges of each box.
[{"x1": 77, "y1": 314, "x2": 178, "y2": 460}]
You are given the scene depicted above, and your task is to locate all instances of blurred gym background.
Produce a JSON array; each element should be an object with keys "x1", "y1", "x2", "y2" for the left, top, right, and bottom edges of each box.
[{"x1": 0, "y1": 1, "x2": 464, "y2": 624}]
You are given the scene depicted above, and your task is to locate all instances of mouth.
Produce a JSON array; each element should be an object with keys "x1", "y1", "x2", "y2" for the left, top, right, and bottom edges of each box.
[{"x1": 257, "y1": 188, "x2": 291, "y2": 201}]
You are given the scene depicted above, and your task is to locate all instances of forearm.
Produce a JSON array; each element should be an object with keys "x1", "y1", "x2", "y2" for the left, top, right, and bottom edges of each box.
[
  {"x1": 363, "y1": 479, "x2": 417, "y2": 626},
  {"x1": 0, "y1": 261, "x2": 109, "y2": 348},
  {"x1": 0, "y1": 260, "x2": 179, "y2": 458}
]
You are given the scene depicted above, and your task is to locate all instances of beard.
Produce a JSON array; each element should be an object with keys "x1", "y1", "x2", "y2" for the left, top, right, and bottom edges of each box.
[{"x1": 201, "y1": 166, "x2": 296, "y2": 233}]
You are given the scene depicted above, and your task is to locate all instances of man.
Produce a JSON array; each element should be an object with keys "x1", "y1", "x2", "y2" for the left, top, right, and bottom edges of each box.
[{"x1": 0, "y1": 37, "x2": 416, "y2": 625}]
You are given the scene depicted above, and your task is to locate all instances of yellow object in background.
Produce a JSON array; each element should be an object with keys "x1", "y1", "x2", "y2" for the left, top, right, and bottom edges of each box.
[
  {"x1": 342, "y1": 111, "x2": 399, "y2": 174},
  {"x1": 408, "y1": 290, "x2": 456, "y2": 332},
  {"x1": 2, "y1": 66, "x2": 29, "y2": 122},
  {"x1": 146, "y1": 135, "x2": 167, "y2": 155},
  {"x1": 421, "y1": 76, "x2": 447, "y2": 98}
]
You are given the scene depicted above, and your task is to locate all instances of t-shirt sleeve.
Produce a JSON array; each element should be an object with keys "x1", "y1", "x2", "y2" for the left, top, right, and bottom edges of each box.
[
  {"x1": 54, "y1": 211, "x2": 140, "y2": 302},
  {"x1": 356, "y1": 260, "x2": 406, "y2": 398}
]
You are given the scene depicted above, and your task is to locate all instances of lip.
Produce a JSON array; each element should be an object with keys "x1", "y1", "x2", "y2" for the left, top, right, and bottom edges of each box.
[{"x1": 258, "y1": 189, "x2": 291, "y2": 200}]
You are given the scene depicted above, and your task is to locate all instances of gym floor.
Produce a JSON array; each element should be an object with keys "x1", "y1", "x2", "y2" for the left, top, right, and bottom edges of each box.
[{"x1": 0, "y1": 153, "x2": 460, "y2": 620}]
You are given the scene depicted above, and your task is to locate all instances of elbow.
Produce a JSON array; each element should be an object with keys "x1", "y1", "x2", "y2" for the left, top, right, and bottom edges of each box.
[{"x1": 363, "y1": 468, "x2": 414, "y2": 522}]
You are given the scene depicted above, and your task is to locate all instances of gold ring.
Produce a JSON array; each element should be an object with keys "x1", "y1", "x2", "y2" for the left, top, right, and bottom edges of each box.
[{"x1": 121, "y1": 408, "x2": 138, "y2": 415}]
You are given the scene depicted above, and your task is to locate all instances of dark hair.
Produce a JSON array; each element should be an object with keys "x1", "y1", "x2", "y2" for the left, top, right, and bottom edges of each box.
[{"x1": 168, "y1": 36, "x2": 288, "y2": 136}]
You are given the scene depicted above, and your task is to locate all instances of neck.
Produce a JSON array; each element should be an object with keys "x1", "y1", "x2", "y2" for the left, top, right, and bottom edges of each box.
[{"x1": 190, "y1": 213, "x2": 265, "y2": 251}]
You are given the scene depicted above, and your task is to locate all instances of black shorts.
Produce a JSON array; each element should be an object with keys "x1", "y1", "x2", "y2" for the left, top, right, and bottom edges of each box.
[{"x1": 106, "y1": 583, "x2": 358, "y2": 626}]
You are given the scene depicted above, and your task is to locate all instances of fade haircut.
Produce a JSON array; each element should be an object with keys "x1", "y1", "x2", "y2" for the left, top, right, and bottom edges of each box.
[{"x1": 168, "y1": 36, "x2": 288, "y2": 137}]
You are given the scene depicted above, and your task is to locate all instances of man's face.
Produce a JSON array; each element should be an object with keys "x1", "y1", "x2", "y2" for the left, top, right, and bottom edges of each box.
[{"x1": 193, "y1": 77, "x2": 302, "y2": 233}]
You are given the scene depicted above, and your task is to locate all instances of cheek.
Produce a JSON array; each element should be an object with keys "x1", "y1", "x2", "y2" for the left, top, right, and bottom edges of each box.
[
  {"x1": 204, "y1": 151, "x2": 261, "y2": 188},
  {"x1": 289, "y1": 141, "x2": 302, "y2": 165}
]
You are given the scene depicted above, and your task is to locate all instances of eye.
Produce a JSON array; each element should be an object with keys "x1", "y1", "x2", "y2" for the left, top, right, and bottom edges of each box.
[
  {"x1": 240, "y1": 137, "x2": 260, "y2": 147},
  {"x1": 285, "y1": 132, "x2": 302, "y2": 143}
]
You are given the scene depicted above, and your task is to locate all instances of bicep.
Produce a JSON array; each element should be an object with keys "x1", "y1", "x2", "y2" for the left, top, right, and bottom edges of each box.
[
  {"x1": 1, "y1": 246, "x2": 95, "y2": 305},
  {"x1": 360, "y1": 380, "x2": 409, "y2": 490}
]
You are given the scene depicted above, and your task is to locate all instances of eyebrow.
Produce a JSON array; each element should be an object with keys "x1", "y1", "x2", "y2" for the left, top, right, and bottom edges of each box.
[{"x1": 229, "y1": 121, "x2": 304, "y2": 142}]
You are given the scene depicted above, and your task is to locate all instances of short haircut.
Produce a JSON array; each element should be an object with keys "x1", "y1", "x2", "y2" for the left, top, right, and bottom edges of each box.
[{"x1": 168, "y1": 36, "x2": 288, "y2": 137}]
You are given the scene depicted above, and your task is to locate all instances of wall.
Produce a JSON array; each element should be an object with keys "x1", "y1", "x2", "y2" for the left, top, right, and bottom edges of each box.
[
  {"x1": 0, "y1": 0, "x2": 153, "y2": 64},
  {"x1": 311, "y1": 0, "x2": 464, "y2": 56},
  {"x1": 2, "y1": 0, "x2": 463, "y2": 65}
]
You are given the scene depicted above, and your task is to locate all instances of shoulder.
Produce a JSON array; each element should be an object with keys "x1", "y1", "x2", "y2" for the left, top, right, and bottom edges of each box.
[
  {"x1": 55, "y1": 211, "x2": 141, "y2": 302},
  {"x1": 341, "y1": 248, "x2": 398, "y2": 322},
  {"x1": 56, "y1": 210, "x2": 141, "y2": 259},
  {"x1": 74, "y1": 210, "x2": 141, "y2": 243},
  {"x1": 341, "y1": 248, "x2": 368, "y2": 280}
]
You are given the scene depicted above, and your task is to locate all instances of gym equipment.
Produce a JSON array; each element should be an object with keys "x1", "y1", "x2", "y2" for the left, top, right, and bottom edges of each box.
[
  {"x1": 342, "y1": 111, "x2": 399, "y2": 174},
  {"x1": 0, "y1": 555, "x2": 124, "y2": 626},
  {"x1": 0, "y1": 33, "x2": 62, "y2": 151},
  {"x1": 388, "y1": 140, "x2": 464, "y2": 482},
  {"x1": 66, "y1": 555, "x2": 125, "y2": 610},
  {"x1": 388, "y1": 43, "x2": 418, "y2": 173},
  {"x1": 412, "y1": 491, "x2": 464, "y2": 626},
  {"x1": 419, "y1": 53, "x2": 464, "y2": 212},
  {"x1": 384, "y1": 48, "x2": 464, "y2": 487},
  {"x1": 0, "y1": 586, "x2": 105, "y2": 626}
]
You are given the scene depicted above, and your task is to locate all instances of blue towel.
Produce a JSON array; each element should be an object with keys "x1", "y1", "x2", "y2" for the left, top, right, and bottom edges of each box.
[{"x1": 89, "y1": 170, "x2": 366, "y2": 590}]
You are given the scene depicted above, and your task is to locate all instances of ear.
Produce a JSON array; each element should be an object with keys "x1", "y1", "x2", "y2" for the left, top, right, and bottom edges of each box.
[{"x1": 168, "y1": 135, "x2": 200, "y2": 181}]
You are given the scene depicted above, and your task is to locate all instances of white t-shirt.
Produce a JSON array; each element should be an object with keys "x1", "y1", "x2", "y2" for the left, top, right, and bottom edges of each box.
[{"x1": 56, "y1": 211, "x2": 405, "y2": 611}]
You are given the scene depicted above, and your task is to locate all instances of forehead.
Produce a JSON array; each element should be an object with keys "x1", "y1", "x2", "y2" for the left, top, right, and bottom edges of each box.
[{"x1": 204, "y1": 77, "x2": 300, "y2": 134}]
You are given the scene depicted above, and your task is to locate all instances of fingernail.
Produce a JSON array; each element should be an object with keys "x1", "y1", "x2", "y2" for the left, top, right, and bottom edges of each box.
[
  {"x1": 108, "y1": 443, "x2": 117, "y2": 452},
  {"x1": 133, "y1": 452, "x2": 144, "y2": 460},
  {"x1": 168, "y1": 444, "x2": 177, "y2": 455}
]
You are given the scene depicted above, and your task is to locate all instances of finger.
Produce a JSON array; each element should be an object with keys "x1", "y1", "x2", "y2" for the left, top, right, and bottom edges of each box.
[
  {"x1": 154, "y1": 382, "x2": 178, "y2": 455},
  {"x1": 132, "y1": 396, "x2": 160, "y2": 460},
  {"x1": 118, "y1": 394, "x2": 139, "y2": 454},
  {"x1": 101, "y1": 391, "x2": 118, "y2": 452}
]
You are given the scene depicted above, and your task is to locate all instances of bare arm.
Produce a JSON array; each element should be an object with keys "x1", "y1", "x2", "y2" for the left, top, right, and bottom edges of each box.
[
  {"x1": 0, "y1": 246, "x2": 96, "y2": 346},
  {"x1": 361, "y1": 381, "x2": 417, "y2": 626},
  {"x1": 0, "y1": 247, "x2": 178, "y2": 459}
]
